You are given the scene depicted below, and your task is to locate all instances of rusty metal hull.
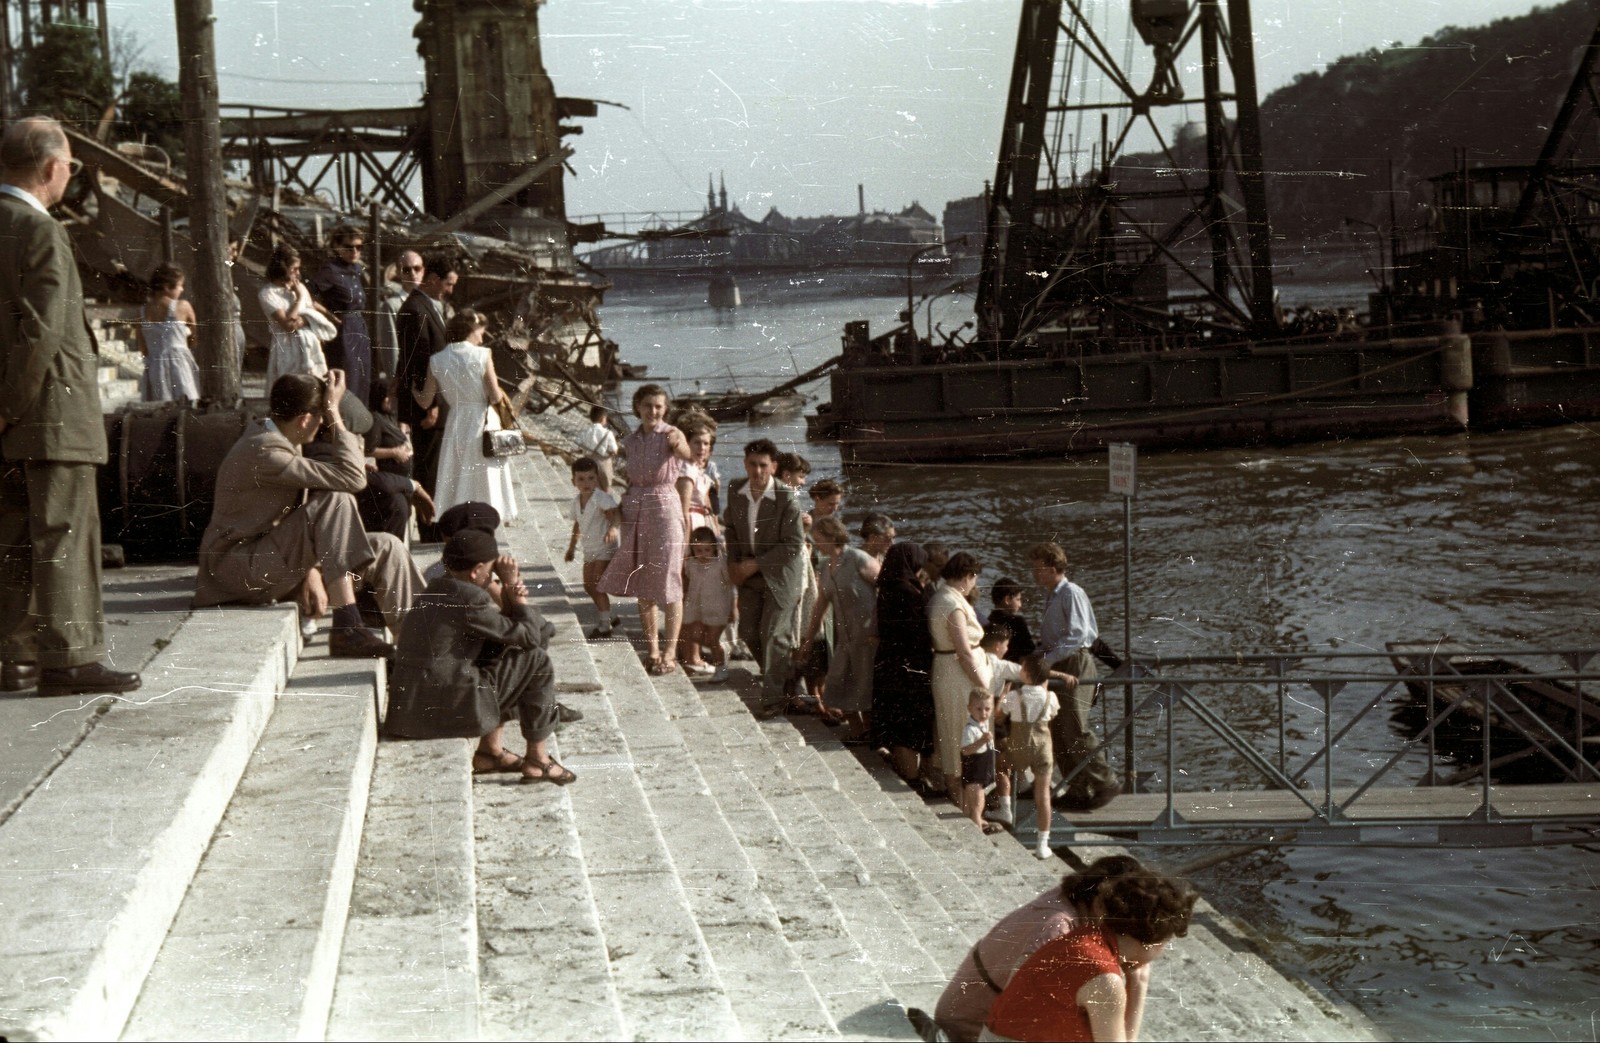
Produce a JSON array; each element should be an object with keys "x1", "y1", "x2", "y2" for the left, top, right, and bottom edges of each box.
[{"x1": 825, "y1": 332, "x2": 1473, "y2": 462}]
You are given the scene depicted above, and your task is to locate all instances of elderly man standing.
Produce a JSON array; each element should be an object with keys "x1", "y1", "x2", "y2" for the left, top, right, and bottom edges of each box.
[
  {"x1": 1030, "y1": 541, "x2": 1119, "y2": 810},
  {"x1": 0, "y1": 116, "x2": 139, "y2": 697},
  {"x1": 724, "y1": 438, "x2": 807, "y2": 719},
  {"x1": 371, "y1": 248, "x2": 422, "y2": 396},
  {"x1": 194, "y1": 371, "x2": 422, "y2": 658}
]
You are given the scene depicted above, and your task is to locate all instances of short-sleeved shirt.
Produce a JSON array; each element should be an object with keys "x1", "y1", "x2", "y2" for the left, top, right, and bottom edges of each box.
[
  {"x1": 1001, "y1": 683, "x2": 1059, "y2": 724},
  {"x1": 962, "y1": 716, "x2": 993, "y2": 756},
  {"x1": 985, "y1": 650, "x2": 1024, "y2": 698},
  {"x1": 567, "y1": 489, "x2": 620, "y2": 560}
]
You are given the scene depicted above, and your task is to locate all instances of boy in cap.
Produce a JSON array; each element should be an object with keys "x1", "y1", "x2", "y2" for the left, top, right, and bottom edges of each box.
[{"x1": 385, "y1": 528, "x2": 576, "y2": 783}]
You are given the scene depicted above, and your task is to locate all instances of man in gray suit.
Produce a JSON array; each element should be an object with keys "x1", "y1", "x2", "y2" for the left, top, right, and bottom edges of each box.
[
  {"x1": 194, "y1": 371, "x2": 422, "y2": 658},
  {"x1": 723, "y1": 438, "x2": 807, "y2": 719},
  {"x1": 0, "y1": 116, "x2": 139, "y2": 697}
]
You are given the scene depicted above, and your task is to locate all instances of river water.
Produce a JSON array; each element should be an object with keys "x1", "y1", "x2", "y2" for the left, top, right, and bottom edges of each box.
[{"x1": 593, "y1": 282, "x2": 1600, "y2": 1041}]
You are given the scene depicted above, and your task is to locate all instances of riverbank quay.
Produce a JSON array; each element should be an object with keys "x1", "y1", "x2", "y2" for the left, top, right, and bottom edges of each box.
[{"x1": 0, "y1": 447, "x2": 1379, "y2": 1040}]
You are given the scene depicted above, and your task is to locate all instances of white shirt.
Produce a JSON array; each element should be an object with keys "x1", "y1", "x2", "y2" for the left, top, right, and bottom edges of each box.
[
  {"x1": 1040, "y1": 576, "x2": 1098, "y2": 663},
  {"x1": 1001, "y1": 683, "x2": 1060, "y2": 725},
  {"x1": 567, "y1": 488, "x2": 620, "y2": 560},
  {"x1": 576, "y1": 421, "x2": 618, "y2": 459},
  {"x1": 739, "y1": 478, "x2": 776, "y2": 555},
  {"x1": 0, "y1": 183, "x2": 49, "y2": 214},
  {"x1": 983, "y1": 650, "x2": 1024, "y2": 699},
  {"x1": 962, "y1": 716, "x2": 993, "y2": 756}
]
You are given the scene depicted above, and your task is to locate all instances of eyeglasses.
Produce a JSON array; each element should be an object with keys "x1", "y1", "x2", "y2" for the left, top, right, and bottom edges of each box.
[{"x1": 64, "y1": 157, "x2": 83, "y2": 176}]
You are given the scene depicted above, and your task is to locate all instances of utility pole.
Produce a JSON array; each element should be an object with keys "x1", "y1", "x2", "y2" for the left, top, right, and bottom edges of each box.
[{"x1": 175, "y1": 0, "x2": 240, "y2": 404}]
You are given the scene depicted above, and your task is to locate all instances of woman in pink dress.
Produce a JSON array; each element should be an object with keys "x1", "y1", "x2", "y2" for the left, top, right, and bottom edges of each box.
[{"x1": 598, "y1": 384, "x2": 695, "y2": 674}]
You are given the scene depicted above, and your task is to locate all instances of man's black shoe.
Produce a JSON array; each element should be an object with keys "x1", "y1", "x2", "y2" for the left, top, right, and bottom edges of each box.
[
  {"x1": 556, "y1": 703, "x2": 584, "y2": 724},
  {"x1": 328, "y1": 629, "x2": 395, "y2": 659},
  {"x1": 38, "y1": 662, "x2": 141, "y2": 697},
  {"x1": 1, "y1": 661, "x2": 39, "y2": 692}
]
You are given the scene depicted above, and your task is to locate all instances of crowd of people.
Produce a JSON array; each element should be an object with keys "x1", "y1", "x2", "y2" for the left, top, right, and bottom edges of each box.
[
  {"x1": 563, "y1": 383, "x2": 1124, "y2": 853},
  {"x1": 2, "y1": 115, "x2": 1200, "y2": 1041}
]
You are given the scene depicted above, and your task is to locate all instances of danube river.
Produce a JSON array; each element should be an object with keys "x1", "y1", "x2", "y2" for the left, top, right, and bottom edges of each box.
[{"x1": 594, "y1": 283, "x2": 1600, "y2": 1041}]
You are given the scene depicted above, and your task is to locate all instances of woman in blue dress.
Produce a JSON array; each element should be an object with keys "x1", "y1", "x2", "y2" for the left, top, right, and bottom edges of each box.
[{"x1": 310, "y1": 226, "x2": 373, "y2": 404}]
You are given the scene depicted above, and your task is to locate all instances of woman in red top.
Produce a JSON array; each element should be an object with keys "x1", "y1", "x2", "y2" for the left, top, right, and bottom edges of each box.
[{"x1": 983, "y1": 869, "x2": 1197, "y2": 1042}]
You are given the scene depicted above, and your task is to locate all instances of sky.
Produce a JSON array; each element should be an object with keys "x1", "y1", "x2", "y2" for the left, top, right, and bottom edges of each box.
[{"x1": 105, "y1": 0, "x2": 1557, "y2": 220}]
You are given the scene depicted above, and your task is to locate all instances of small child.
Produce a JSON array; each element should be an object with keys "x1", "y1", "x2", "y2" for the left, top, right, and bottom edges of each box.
[
  {"x1": 988, "y1": 577, "x2": 1037, "y2": 661},
  {"x1": 960, "y1": 688, "x2": 1003, "y2": 835},
  {"x1": 980, "y1": 623, "x2": 1025, "y2": 701},
  {"x1": 564, "y1": 457, "x2": 622, "y2": 637},
  {"x1": 575, "y1": 404, "x2": 619, "y2": 492},
  {"x1": 681, "y1": 526, "x2": 733, "y2": 681},
  {"x1": 998, "y1": 653, "x2": 1061, "y2": 859}
]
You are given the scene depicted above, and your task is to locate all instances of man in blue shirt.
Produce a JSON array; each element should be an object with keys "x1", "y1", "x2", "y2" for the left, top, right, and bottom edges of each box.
[{"x1": 1031, "y1": 542, "x2": 1119, "y2": 810}]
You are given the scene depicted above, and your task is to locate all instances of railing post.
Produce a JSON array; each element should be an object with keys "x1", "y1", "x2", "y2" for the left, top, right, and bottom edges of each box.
[{"x1": 1479, "y1": 679, "x2": 1494, "y2": 818}]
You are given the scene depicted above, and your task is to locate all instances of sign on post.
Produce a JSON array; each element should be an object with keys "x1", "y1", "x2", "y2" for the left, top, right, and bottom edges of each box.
[{"x1": 1109, "y1": 442, "x2": 1137, "y2": 497}]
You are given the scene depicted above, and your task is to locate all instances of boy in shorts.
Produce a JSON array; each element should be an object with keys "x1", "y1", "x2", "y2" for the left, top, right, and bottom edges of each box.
[
  {"x1": 998, "y1": 653, "x2": 1060, "y2": 858},
  {"x1": 564, "y1": 457, "x2": 621, "y2": 637},
  {"x1": 960, "y1": 688, "x2": 1003, "y2": 834}
]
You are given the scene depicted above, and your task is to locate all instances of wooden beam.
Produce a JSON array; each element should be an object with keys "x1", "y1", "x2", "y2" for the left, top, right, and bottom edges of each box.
[{"x1": 431, "y1": 146, "x2": 574, "y2": 234}]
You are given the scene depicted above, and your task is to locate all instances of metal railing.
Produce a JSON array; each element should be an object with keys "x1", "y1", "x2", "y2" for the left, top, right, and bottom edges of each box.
[{"x1": 1044, "y1": 646, "x2": 1600, "y2": 847}]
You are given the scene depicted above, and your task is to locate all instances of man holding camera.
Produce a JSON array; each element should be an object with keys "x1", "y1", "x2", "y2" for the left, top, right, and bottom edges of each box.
[{"x1": 193, "y1": 370, "x2": 422, "y2": 657}]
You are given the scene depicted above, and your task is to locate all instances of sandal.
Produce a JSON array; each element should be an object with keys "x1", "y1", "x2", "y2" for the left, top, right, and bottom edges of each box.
[
  {"x1": 522, "y1": 758, "x2": 577, "y2": 785},
  {"x1": 472, "y1": 750, "x2": 525, "y2": 775},
  {"x1": 647, "y1": 656, "x2": 677, "y2": 676},
  {"x1": 980, "y1": 820, "x2": 1006, "y2": 835}
]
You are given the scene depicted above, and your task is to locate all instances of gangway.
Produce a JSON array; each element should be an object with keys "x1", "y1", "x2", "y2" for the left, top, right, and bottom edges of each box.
[{"x1": 1029, "y1": 646, "x2": 1600, "y2": 849}]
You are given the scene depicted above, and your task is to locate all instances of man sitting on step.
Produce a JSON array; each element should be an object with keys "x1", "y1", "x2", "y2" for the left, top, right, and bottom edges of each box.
[
  {"x1": 385, "y1": 528, "x2": 578, "y2": 784},
  {"x1": 193, "y1": 371, "x2": 422, "y2": 657}
]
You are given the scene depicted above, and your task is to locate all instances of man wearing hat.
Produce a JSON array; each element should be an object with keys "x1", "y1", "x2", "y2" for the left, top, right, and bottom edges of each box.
[
  {"x1": 193, "y1": 370, "x2": 423, "y2": 658},
  {"x1": 385, "y1": 528, "x2": 576, "y2": 783}
]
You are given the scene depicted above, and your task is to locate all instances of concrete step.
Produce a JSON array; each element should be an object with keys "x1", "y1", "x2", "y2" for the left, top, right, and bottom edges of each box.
[
  {"x1": 326, "y1": 737, "x2": 480, "y2": 1041},
  {"x1": 511, "y1": 452, "x2": 912, "y2": 1039},
  {"x1": 122, "y1": 656, "x2": 384, "y2": 1041},
  {"x1": 504, "y1": 446, "x2": 1378, "y2": 1042},
  {"x1": 0, "y1": 604, "x2": 300, "y2": 1041}
]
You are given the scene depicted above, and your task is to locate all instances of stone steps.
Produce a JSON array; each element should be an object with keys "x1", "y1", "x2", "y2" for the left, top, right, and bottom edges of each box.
[
  {"x1": 505, "y1": 444, "x2": 1379, "y2": 1042},
  {"x1": 0, "y1": 604, "x2": 300, "y2": 1040},
  {"x1": 123, "y1": 655, "x2": 384, "y2": 1041}
]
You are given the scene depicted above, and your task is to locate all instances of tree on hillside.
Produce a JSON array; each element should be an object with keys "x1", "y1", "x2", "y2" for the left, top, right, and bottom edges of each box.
[{"x1": 20, "y1": 23, "x2": 114, "y2": 130}]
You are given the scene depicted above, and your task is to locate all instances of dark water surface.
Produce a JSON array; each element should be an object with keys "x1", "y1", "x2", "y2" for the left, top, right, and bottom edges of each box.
[{"x1": 597, "y1": 286, "x2": 1600, "y2": 1041}]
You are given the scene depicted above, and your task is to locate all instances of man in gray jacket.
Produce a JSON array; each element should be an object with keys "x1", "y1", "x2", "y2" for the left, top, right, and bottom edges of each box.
[
  {"x1": 723, "y1": 438, "x2": 807, "y2": 719},
  {"x1": 0, "y1": 116, "x2": 139, "y2": 697},
  {"x1": 384, "y1": 528, "x2": 576, "y2": 783}
]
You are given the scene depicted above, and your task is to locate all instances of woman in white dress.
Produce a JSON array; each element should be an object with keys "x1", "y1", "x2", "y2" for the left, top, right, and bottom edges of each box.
[
  {"x1": 137, "y1": 262, "x2": 200, "y2": 402},
  {"x1": 414, "y1": 308, "x2": 519, "y2": 521},
  {"x1": 258, "y1": 244, "x2": 333, "y2": 391}
]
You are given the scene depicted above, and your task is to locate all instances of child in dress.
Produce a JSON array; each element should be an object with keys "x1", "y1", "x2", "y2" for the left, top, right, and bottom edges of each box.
[
  {"x1": 565, "y1": 457, "x2": 622, "y2": 637},
  {"x1": 999, "y1": 653, "x2": 1062, "y2": 858},
  {"x1": 680, "y1": 526, "x2": 733, "y2": 682},
  {"x1": 137, "y1": 262, "x2": 201, "y2": 402},
  {"x1": 960, "y1": 688, "x2": 1003, "y2": 834},
  {"x1": 988, "y1": 576, "x2": 1037, "y2": 661}
]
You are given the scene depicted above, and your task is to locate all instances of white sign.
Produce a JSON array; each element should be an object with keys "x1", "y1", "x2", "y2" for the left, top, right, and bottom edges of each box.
[{"x1": 1109, "y1": 442, "x2": 1137, "y2": 497}]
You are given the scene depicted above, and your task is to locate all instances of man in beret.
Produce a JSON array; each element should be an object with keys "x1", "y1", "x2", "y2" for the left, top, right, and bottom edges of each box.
[{"x1": 385, "y1": 528, "x2": 577, "y2": 783}]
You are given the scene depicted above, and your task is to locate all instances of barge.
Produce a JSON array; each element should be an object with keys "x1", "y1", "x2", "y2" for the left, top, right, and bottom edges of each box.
[{"x1": 811, "y1": 1, "x2": 1600, "y2": 461}]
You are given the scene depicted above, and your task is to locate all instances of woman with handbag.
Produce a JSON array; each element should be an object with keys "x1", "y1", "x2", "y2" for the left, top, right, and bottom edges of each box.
[
  {"x1": 413, "y1": 308, "x2": 519, "y2": 521},
  {"x1": 259, "y1": 244, "x2": 336, "y2": 392}
]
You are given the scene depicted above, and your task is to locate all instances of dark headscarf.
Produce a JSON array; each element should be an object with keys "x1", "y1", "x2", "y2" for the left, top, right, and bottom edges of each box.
[{"x1": 879, "y1": 541, "x2": 926, "y2": 591}]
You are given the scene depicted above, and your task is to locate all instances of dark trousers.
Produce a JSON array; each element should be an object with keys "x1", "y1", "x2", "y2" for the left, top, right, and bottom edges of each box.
[
  {"x1": 0, "y1": 461, "x2": 105, "y2": 668},
  {"x1": 1048, "y1": 648, "x2": 1117, "y2": 799},
  {"x1": 489, "y1": 642, "x2": 558, "y2": 745},
  {"x1": 358, "y1": 471, "x2": 414, "y2": 542}
]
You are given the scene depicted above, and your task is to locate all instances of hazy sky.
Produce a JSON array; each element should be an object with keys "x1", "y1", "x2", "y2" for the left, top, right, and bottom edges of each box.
[{"x1": 107, "y1": 0, "x2": 1556, "y2": 219}]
